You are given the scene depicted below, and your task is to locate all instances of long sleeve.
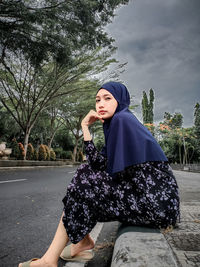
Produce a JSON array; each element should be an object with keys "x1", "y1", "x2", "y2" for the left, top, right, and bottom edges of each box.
[{"x1": 84, "y1": 140, "x2": 107, "y2": 171}]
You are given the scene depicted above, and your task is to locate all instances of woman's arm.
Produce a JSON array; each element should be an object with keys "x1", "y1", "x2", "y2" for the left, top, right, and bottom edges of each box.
[
  {"x1": 81, "y1": 110, "x2": 104, "y2": 141},
  {"x1": 81, "y1": 110, "x2": 106, "y2": 171},
  {"x1": 84, "y1": 140, "x2": 107, "y2": 171}
]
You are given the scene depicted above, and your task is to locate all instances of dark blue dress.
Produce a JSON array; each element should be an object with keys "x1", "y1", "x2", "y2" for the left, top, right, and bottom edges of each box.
[{"x1": 62, "y1": 141, "x2": 180, "y2": 244}]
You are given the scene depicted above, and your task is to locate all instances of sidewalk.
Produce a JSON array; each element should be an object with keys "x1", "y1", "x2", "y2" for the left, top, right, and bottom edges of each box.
[
  {"x1": 111, "y1": 203, "x2": 200, "y2": 267},
  {"x1": 165, "y1": 202, "x2": 200, "y2": 266},
  {"x1": 58, "y1": 200, "x2": 200, "y2": 267},
  {"x1": 110, "y1": 170, "x2": 200, "y2": 267}
]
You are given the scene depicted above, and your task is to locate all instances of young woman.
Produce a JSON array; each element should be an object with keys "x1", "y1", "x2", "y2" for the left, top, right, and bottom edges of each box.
[{"x1": 19, "y1": 82, "x2": 180, "y2": 267}]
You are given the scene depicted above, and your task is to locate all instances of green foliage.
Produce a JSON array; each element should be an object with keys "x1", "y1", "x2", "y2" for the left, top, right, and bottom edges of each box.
[
  {"x1": 193, "y1": 102, "x2": 200, "y2": 161},
  {"x1": 50, "y1": 150, "x2": 56, "y2": 161},
  {"x1": 0, "y1": 105, "x2": 21, "y2": 143},
  {"x1": 54, "y1": 147, "x2": 72, "y2": 159},
  {"x1": 44, "y1": 145, "x2": 50, "y2": 161},
  {"x1": 26, "y1": 143, "x2": 34, "y2": 160},
  {"x1": 10, "y1": 138, "x2": 20, "y2": 159},
  {"x1": 158, "y1": 125, "x2": 198, "y2": 164},
  {"x1": 0, "y1": 45, "x2": 117, "y2": 157},
  {"x1": 59, "y1": 79, "x2": 102, "y2": 161},
  {"x1": 149, "y1": 89, "x2": 154, "y2": 123},
  {"x1": 163, "y1": 112, "x2": 183, "y2": 129},
  {"x1": 194, "y1": 103, "x2": 200, "y2": 138},
  {"x1": 0, "y1": 0, "x2": 129, "y2": 66},
  {"x1": 33, "y1": 149, "x2": 39, "y2": 161},
  {"x1": 54, "y1": 128, "x2": 74, "y2": 152},
  {"x1": 38, "y1": 144, "x2": 47, "y2": 161},
  {"x1": 142, "y1": 89, "x2": 154, "y2": 124}
]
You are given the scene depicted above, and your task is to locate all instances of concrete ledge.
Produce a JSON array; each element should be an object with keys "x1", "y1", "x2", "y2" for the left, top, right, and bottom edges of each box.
[
  {"x1": 0, "y1": 159, "x2": 73, "y2": 168},
  {"x1": 111, "y1": 225, "x2": 178, "y2": 267}
]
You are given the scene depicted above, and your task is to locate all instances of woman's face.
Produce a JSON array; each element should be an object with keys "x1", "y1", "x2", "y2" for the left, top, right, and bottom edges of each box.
[{"x1": 96, "y1": 89, "x2": 118, "y2": 119}]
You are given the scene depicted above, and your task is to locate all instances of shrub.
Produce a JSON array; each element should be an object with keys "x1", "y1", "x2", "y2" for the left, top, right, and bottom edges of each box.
[
  {"x1": 50, "y1": 149, "x2": 56, "y2": 161},
  {"x1": 26, "y1": 143, "x2": 34, "y2": 160},
  {"x1": 38, "y1": 144, "x2": 47, "y2": 161},
  {"x1": 10, "y1": 138, "x2": 20, "y2": 159},
  {"x1": 18, "y1": 142, "x2": 25, "y2": 160},
  {"x1": 54, "y1": 147, "x2": 72, "y2": 159},
  {"x1": 33, "y1": 149, "x2": 38, "y2": 160},
  {"x1": 44, "y1": 145, "x2": 50, "y2": 161},
  {"x1": 54, "y1": 147, "x2": 63, "y2": 159},
  {"x1": 61, "y1": 150, "x2": 72, "y2": 159}
]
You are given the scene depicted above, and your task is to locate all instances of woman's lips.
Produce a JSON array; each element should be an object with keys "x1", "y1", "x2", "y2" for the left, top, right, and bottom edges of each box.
[{"x1": 99, "y1": 110, "x2": 106, "y2": 114}]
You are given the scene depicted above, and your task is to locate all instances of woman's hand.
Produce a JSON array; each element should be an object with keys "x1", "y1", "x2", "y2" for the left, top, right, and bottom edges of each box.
[
  {"x1": 81, "y1": 110, "x2": 104, "y2": 128},
  {"x1": 81, "y1": 110, "x2": 104, "y2": 141}
]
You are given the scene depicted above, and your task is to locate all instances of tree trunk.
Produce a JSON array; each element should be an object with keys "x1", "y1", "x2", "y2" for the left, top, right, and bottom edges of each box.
[
  {"x1": 179, "y1": 144, "x2": 182, "y2": 164},
  {"x1": 23, "y1": 128, "x2": 31, "y2": 160},
  {"x1": 48, "y1": 131, "x2": 57, "y2": 149},
  {"x1": 72, "y1": 138, "x2": 79, "y2": 163}
]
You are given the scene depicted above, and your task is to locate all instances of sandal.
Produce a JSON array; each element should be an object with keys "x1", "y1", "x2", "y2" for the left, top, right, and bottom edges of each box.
[
  {"x1": 19, "y1": 258, "x2": 39, "y2": 267},
  {"x1": 60, "y1": 244, "x2": 94, "y2": 262}
]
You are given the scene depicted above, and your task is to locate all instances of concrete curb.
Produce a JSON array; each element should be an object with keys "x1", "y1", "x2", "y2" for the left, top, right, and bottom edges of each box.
[
  {"x1": 111, "y1": 225, "x2": 178, "y2": 267},
  {"x1": 0, "y1": 159, "x2": 80, "y2": 168}
]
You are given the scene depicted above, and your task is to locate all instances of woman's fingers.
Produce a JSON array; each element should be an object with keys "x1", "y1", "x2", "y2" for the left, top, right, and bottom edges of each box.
[
  {"x1": 82, "y1": 110, "x2": 104, "y2": 126},
  {"x1": 91, "y1": 112, "x2": 104, "y2": 124}
]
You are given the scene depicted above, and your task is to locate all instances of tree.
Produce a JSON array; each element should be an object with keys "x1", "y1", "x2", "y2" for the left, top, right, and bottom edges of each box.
[
  {"x1": 0, "y1": 0, "x2": 129, "y2": 66},
  {"x1": 141, "y1": 91, "x2": 148, "y2": 124},
  {"x1": 194, "y1": 102, "x2": 200, "y2": 161},
  {"x1": 0, "y1": 46, "x2": 117, "y2": 158},
  {"x1": 0, "y1": 104, "x2": 21, "y2": 144},
  {"x1": 141, "y1": 88, "x2": 154, "y2": 124},
  {"x1": 159, "y1": 127, "x2": 197, "y2": 164},
  {"x1": 157, "y1": 110, "x2": 199, "y2": 164},
  {"x1": 59, "y1": 79, "x2": 99, "y2": 162},
  {"x1": 163, "y1": 112, "x2": 183, "y2": 129},
  {"x1": 194, "y1": 103, "x2": 200, "y2": 139},
  {"x1": 31, "y1": 105, "x2": 64, "y2": 149},
  {"x1": 149, "y1": 88, "x2": 154, "y2": 123}
]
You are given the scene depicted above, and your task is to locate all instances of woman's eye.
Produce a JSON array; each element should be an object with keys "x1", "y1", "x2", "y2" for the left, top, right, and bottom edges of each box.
[
  {"x1": 105, "y1": 97, "x2": 111, "y2": 100},
  {"x1": 96, "y1": 99, "x2": 100, "y2": 103}
]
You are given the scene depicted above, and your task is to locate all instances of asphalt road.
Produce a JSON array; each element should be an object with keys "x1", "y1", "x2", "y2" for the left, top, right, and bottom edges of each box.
[
  {"x1": 0, "y1": 166, "x2": 76, "y2": 267},
  {"x1": 0, "y1": 167, "x2": 200, "y2": 267}
]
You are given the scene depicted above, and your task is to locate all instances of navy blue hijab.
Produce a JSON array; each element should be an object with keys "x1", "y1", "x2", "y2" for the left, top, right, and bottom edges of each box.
[{"x1": 99, "y1": 81, "x2": 168, "y2": 175}]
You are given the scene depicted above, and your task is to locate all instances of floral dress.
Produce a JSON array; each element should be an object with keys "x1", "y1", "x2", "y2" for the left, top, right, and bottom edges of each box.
[{"x1": 62, "y1": 140, "x2": 180, "y2": 244}]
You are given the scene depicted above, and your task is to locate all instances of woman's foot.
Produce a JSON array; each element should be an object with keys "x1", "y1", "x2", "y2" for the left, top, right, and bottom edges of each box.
[
  {"x1": 64, "y1": 235, "x2": 95, "y2": 257},
  {"x1": 18, "y1": 258, "x2": 57, "y2": 267}
]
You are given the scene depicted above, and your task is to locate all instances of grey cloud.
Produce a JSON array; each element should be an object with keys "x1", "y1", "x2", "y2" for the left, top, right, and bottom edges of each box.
[{"x1": 106, "y1": 0, "x2": 200, "y2": 127}]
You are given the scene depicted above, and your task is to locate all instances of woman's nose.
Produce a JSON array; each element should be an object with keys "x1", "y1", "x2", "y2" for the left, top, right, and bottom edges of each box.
[{"x1": 98, "y1": 101, "x2": 104, "y2": 108}]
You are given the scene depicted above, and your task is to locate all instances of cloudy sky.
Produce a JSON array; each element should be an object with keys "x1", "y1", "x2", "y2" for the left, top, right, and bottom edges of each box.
[{"x1": 106, "y1": 0, "x2": 200, "y2": 127}]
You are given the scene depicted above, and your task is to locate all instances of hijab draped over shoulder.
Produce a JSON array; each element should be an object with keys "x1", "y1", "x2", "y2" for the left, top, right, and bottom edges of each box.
[{"x1": 98, "y1": 81, "x2": 168, "y2": 175}]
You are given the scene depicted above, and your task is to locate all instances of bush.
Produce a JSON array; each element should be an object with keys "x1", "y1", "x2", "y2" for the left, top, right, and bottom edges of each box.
[
  {"x1": 10, "y1": 138, "x2": 20, "y2": 159},
  {"x1": 33, "y1": 149, "x2": 38, "y2": 160},
  {"x1": 26, "y1": 143, "x2": 34, "y2": 160},
  {"x1": 18, "y1": 142, "x2": 25, "y2": 160},
  {"x1": 44, "y1": 145, "x2": 50, "y2": 161},
  {"x1": 38, "y1": 144, "x2": 47, "y2": 161},
  {"x1": 54, "y1": 147, "x2": 72, "y2": 159},
  {"x1": 50, "y1": 149, "x2": 56, "y2": 161},
  {"x1": 54, "y1": 147, "x2": 63, "y2": 159},
  {"x1": 61, "y1": 150, "x2": 72, "y2": 159}
]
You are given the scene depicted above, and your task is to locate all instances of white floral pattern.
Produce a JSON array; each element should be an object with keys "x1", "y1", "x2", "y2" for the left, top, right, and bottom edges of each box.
[{"x1": 62, "y1": 141, "x2": 180, "y2": 244}]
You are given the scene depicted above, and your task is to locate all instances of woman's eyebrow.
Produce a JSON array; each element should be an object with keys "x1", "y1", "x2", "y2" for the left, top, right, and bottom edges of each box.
[{"x1": 96, "y1": 94, "x2": 112, "y2": 98}]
